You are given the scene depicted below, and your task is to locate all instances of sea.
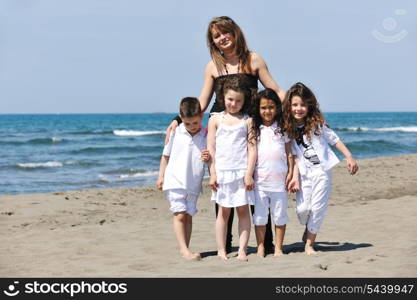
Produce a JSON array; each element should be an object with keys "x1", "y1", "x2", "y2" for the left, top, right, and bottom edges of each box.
[{"x1": 1, "y1": 112, "x2": 416, "y2": 195}]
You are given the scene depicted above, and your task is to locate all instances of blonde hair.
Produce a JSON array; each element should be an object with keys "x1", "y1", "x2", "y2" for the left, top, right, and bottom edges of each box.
[{"x1": 206, "y1": 16, "x2": 252, "y2": 75}]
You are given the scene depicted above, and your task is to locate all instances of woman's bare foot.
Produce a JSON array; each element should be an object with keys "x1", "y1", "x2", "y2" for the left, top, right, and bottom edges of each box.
[
  {"x1": 237, "y1": 249, "x2": 248, "y2": 261},
  {"x1": 217, "y1": 249, "x2": 228, "y2": 260},
  {"x1": 305, "y1": 245, "x2": 318, "y2": 255},
  {"x1": 257, "y1": 244, "x2": 265, "y2": 257},
  {"x1": 273, "y1": 248, "x2": 283, "y2": 257}
]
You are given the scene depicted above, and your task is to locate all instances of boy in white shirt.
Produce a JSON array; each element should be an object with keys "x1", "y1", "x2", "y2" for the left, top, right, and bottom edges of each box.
[{"x1": 157, "y1": 97, "x2": 209, "y2": 260}]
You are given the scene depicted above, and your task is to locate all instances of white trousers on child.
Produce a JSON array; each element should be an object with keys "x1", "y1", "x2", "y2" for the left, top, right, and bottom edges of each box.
[
  {"x1": 253, "y1": 190, "x2": 288, "y2": 226},
  {"x1": 296, "y1": 166, "x2": 332, "y2": 234}
]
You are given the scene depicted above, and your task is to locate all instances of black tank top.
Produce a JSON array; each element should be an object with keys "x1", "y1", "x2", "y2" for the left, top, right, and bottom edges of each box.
[{"x1": 210, "y1": 73, "x2": 259, "y2": 113}]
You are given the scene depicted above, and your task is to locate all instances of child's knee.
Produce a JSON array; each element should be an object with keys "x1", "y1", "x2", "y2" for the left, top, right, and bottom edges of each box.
[
  {"x1": 273, "y1": 214, "x2": 289, "y2": 226},
  {"x1": 253, "y1": 215, "x2": 268, "y2": 226},
  {"x1": 174, "y1": 211, "x2": 188, "y2": 221}
]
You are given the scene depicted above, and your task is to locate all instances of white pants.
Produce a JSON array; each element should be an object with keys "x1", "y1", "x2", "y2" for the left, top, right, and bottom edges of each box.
[
  {"x1": 166, "y1": 189, "x2": 198, "y2": 216},
  {"x1": 296, "y1": 166, "x2": 332, "y2": 234},
  {"x1": 253, "y1": 190, "x2": 289, "y2": 226}
]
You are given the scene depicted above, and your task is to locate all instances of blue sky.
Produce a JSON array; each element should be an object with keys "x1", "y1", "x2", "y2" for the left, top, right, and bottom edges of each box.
[{"x1": 0, "y1": 0, "x2": 416, "y2": 113}]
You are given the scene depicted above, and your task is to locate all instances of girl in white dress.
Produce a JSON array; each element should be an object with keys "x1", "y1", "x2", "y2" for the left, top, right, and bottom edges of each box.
[{"x1": 208, "y1": 77, "x2": 256, "y2": 261}]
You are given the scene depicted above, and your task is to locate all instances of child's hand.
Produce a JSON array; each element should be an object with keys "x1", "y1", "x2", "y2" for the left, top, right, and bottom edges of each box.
[
  {"x1": 210, "y1": 174, "x2": 218, "y2": 191},
  {"x1": 201, "y1": 149, "x2": 211, "y2": 162},
  {"x1": 285, "y1": 172, "x2": 293, "y2": 190},
  {"x1": 244, "y1": 174, "x2": 254, "y2": 190},
  {"x1": 346, "y1": 156, "x2": 359, "y2": 175},
  {"x1": 156, "y1": 177, "x2": 164, "y2": 191},
  {"x1": 287, "y1": 178, "x2": 300, "y2": 193}
]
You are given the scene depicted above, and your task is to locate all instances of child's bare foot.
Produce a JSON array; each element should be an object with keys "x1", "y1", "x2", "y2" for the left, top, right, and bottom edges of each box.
[
  {"x1": 217, "y1": 249, "x2": 228, "y2": 260},
  {"x1": 305, "y1": 245, "x2": 318, "y2": 255},
  {"x1": 257, "y1": 244, "x2": 265, "y2": 257},
  {"x1": 302, "y1": 227, "x2": 308, "y2": 243},
  {"x1": 273, "y1": 248, "x2": 283, "y2": 257},
  {"x1": 182, "y1": 251, "x2": 201, "y2": 261},
  {"x1": 237, "y1": 250, "x2": 248, "y2": 261}
]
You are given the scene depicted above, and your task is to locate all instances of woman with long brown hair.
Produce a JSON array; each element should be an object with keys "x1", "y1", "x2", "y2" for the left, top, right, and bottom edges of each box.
[{"x1": 166, "y1": 16, "x2": 286, "y2": 254}]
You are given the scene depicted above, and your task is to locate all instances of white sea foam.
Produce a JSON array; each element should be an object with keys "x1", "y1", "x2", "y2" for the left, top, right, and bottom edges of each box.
[
  {"x1": 18, "y1": 161, "x2": 63, "y2": 168},
  {"x1": 343, "y1": 126, "x2": 417, "y2": 132},
  {"x1": 113, "y1": 130, "x2": 165, "y2": 136},
  {"x1": 119, "y1": 171, "x2": 159, "y2": 179},
  {"x1": 51, "y1": 137, "x2": 63, "y2": 142}
]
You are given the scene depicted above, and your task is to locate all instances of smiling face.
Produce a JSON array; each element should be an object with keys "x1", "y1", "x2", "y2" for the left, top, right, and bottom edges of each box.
[
  {"x1": 181, "y1": 116, "x2": 202, "y2": 136},
  {"x1": 290, "y1": 95, "x2": 308, "y2": 124},
  {"x1": 210, "y1": 26, "x2": 235, "y2": 54},
  {"x1": 259, "y1": 98, "x2": 278, "y2": 126},
  {"x1": 224, "y1": 89, "x2": 244, "y2": 114}
]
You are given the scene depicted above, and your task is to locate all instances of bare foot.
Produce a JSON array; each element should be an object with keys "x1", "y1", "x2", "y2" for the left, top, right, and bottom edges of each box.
[
  {"x1": 217, "y1": 250, "x2": 228, "y2": 260},
  {"x1": 305, "y1": 245, "x2": 318, "y2": 255},
  {"x1": 182, "y1": 251, "x2": 201, "y2": 261},
  {"x1": 273, "y1": 249, "x2": 283, "y2": 257},
  {"x1": 302, "y1": 227, "x2": 308, "y2": 243},
  {"x1": 257, "y1": 244, "x2": 265, "y2": 257},
  {"x1": 237, "y1": 250, "x2": 248, "y2": 261}
]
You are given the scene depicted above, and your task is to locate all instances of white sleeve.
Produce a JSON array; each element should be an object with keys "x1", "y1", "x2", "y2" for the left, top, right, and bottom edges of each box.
[
  {"x1": 291, "y1": 140, "x2": 299, "y2": 157},
  {"x1": 162, "y1": 131, "x2": 175, "y2": 156},
  {"x1": 322, "y1": 125, "x2": 340, "y2": 146}
]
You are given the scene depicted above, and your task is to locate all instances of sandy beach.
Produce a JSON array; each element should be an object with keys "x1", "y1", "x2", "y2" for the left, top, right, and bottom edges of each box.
[{"x1": 1, "y1": 153, "x2": 417, "y2": 277}]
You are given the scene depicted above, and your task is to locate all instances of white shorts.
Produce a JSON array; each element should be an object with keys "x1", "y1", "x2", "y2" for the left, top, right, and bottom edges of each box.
[
  {"x1": 253, "y1": 190, "x2": 289, "y2": 226},
  {"x1": 165, "y1": 189, "x2": 198, "y2": 216}
]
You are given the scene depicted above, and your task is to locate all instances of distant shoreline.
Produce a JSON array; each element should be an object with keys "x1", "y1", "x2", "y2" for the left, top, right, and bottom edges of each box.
[{"x1": 1, "y1": 111, "x2": 417, "y2": 115}]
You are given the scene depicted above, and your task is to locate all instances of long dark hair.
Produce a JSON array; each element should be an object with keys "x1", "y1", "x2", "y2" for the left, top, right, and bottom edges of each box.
[
  {"x1": 283, "y1": 82, "x2": 325, "y2": 139},
  {"x1": 250, "y1": 88, "x2": 284, "y2": 143}
]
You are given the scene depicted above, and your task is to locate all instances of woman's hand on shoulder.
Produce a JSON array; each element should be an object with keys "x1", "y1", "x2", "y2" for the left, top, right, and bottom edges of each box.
[{"x1": 165, "y1": 120, "x2": 178, "y2": 144}]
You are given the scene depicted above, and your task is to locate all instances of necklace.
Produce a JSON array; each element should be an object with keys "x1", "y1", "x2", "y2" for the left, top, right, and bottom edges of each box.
[{"x1": 223, "y1": 60, "x2": 240, "y2": 75}]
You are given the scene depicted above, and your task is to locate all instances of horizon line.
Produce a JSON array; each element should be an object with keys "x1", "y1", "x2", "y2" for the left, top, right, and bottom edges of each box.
[{"x1": 1, "y1": 111, "x2": 417, "y2": 115}]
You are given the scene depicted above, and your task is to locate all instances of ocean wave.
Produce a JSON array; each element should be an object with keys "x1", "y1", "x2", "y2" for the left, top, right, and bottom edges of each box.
[
  {"x1": 98, "y1": 170, "x2": 158, "y2": 182},
  {"x1": 103, "y1": 168, "x2": 146, "y2": 175},
  {"x1": 0, "y1": 137, "x2": 65, "y2": 146},
  {"x1": 335, "y1": 126, "x2": 417, "y2": 132},
  {"x1": 113, "y1": 130, "x2": 165, "y2": 136},
  {"x1": 69, "y1": 130, "x2": 113, "y2": 135},
  {"x1": 343, "y1": 139, "x2": 411, "y2": 154},
  {"x1": 64, "y1": 160, "x2": 101, "y2": 167},
  {"x1": 17, "y1": 161, "x2": 64, "y2": 168},
  {"x1": 29, "y1": 137, "x2": 64, "y2": 144},
  {"x1": 71, "y1": 145, "x2": 161, "y2": 154},
  {"x1": 119, "y1": 171, "x2": 159, "y2": 179}
]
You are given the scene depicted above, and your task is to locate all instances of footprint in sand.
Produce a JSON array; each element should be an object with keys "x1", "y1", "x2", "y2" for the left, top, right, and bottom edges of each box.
[
  {"x1": 316, "y1": 264, "x2": 329, "y2": 271},
  {"x1": 1, "y1": 212, "x2": 14, "y2": 216}
]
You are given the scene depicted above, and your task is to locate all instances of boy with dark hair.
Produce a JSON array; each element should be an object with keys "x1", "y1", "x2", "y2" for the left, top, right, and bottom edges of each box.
[{"x1": 157, "y1": 97, "x2": 209, "y2": 260}]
